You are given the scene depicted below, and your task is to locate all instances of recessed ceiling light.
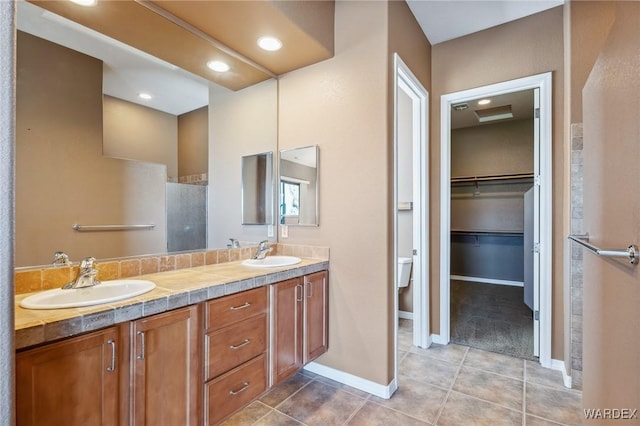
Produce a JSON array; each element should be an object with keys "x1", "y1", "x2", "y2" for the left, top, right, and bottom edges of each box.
[
  {"x1": 207, "y1": 60, "x2": 230, "y2": 73},
  {"x1": 69, "y1": 0, "x2": 98, "y2": 6},
  {"x1": 138, "y1": 93, "x2": 152, "y2": 100},
  {"x1": 257, "y1": 36, "x2": 282, "y2": 52},
  {"x1": 477, "y1": 99, "x2": 491, "y2": 106}
]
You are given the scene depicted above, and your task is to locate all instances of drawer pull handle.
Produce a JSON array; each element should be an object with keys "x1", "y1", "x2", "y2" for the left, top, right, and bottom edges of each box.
[
  {"x1": 230, "y1": 302, "x2": 251, "y2": 311},
  {"x1": 229, "y1": 339, "x2": 251, "y2": 350},
  {"x1": 229, "y1": 382, "x2": 250, "y2": 395},
  {"x1": 106, "y1": 339, "x2": 116, "y2": 372}
]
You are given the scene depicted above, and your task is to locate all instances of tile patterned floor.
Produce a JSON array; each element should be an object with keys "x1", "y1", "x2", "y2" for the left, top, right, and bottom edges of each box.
[{"x1": 223, "y1": 320, "x2": 582, "y2": 425}]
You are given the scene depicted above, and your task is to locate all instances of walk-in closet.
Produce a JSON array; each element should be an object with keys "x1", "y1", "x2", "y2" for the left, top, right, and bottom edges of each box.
[{"x1": 449, "y1": 89, "x2": 535, "y2": 359}]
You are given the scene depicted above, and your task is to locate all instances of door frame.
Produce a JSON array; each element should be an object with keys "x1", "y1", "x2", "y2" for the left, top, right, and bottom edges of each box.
[
  {"x1": 439, "y1": 72, "x2": 553, "y2": 367},
  {"x1": 393, "y1": 54, "x2": 429, "y2": 379}
]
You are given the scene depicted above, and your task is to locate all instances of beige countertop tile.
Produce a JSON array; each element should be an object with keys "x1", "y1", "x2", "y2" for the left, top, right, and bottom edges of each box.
[{"x1": 15, "y1": 258, "x2": 328, "y2": 350}]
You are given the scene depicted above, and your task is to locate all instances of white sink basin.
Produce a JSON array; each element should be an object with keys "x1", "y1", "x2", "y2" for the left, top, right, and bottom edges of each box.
[
  {"x1": 242, "y1": 256, "x2": 302, "y2": 268},
  {"x1": 20, "y1": 279, "x2": 156, "y2": 310}
]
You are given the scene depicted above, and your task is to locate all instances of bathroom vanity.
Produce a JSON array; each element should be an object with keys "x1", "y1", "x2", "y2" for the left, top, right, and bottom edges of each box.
[{"x1": 14, "y1": 258, "x2": 328, "y2": 426}]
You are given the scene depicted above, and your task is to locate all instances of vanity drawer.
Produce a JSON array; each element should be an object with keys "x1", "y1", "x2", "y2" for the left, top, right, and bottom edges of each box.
[
  {"x1": 205, "y1": 314, "x2": 267, "y2": 380},
  {"x1": 205, "y1": 354, "x2": 267, "y2": 425},
  {"x1": 206, "y1": 287, "x2": 267, "y2": 331}
]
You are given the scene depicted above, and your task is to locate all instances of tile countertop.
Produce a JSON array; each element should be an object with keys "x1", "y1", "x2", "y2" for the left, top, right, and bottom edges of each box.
[{"x1": 15, "y1": 258, "x2": 329, "y2": 350}]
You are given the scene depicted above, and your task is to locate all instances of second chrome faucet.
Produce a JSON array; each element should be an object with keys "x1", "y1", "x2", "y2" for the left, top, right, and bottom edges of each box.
[{"x1": 252, "y1": 240, "x2": 273, "y2": 260}]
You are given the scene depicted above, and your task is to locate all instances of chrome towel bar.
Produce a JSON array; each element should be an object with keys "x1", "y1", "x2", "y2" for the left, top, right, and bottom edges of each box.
[
  {"x1": 569, "y1": 234, "x2": 637, "y2": 265},
  {"x1": 72, "y1": 224, "x2": 156, "y2": 232}
]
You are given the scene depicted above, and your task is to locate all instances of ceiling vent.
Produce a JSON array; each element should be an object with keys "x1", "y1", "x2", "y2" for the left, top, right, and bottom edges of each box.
[
  {"x1": 474, "y1": 104, "x2": 513, "y2": 123},
  {"x1": 452, "y1": 103, "x2": 469, "y2": 111}
]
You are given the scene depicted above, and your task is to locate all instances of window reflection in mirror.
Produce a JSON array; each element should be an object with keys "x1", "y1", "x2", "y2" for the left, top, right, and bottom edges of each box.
[{"x1": 279, "y1": 146, "x2": 319, "y2": 226}]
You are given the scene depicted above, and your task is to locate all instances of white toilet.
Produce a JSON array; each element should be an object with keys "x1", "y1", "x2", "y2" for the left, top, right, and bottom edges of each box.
[{"x1": 397, "y1": 257, "x2": 413, "y2": 289}]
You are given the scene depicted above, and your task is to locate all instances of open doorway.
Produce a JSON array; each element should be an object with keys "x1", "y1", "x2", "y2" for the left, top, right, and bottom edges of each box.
[
  {"x1": 440, "y1": 73, "x2": 553, "y2": 367},
  {"x1": 393, "y1": 54, "x2": 429, "y2": 382}
]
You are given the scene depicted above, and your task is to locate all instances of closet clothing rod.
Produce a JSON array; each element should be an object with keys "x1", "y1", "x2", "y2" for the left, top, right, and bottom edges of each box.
[
  {"x1": 451, "y1": 172, "x2": 534, "y2": 183},
  {"x1": 569, "y1": 234, "x2": 637, "y2": 264},
  {"x1": 72, "y1": 224, "x2": 156, "y2": 232},
  {"x1": 452, "y1": 229, "x2": 523, "y2": 236}
]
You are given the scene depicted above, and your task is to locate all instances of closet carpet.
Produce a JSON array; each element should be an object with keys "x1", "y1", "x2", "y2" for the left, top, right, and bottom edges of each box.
[{"x1": 450, "y1": 280, "x2": 535, "y2": 360}]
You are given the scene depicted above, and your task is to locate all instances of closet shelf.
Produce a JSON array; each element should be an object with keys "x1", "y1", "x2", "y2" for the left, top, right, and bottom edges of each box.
[
  {"x1": 451, "y1": 228, "x2": 524, "y2": 236},
  {"x1": 451, "y1": 172, "x2": 534, "y2": 184}
]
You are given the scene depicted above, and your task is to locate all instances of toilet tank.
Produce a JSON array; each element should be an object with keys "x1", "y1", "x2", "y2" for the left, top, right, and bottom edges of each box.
[{"x1": 397, "y1": 257, "x2": 413, "y2": 289}]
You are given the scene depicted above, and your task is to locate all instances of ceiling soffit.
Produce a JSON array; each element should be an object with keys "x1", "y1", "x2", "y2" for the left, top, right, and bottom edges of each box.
[
  {"x1": 150, "y1": 0, "x2": 335, "y2": 77},
  {"x1": 29, "y1": 0, "x2": 335, "y2": 91}
]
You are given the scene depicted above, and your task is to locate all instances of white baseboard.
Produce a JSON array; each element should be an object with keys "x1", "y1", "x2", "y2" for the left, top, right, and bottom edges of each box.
[
  {"x1": 398, "y1": 310, "x2": 414, "y2": 320},
  {"x1": 303, "y1": 362, "x2": 397, "y2": 399},
  {"x1": 550, "y1": 359, "x2": 572, "y2": 389},
  {"x1": 430, "y1": 334, "x2": 448, "y2": 345},
  {"x1": 451, "y1": 275, "x2": 524, "y2": 287}
]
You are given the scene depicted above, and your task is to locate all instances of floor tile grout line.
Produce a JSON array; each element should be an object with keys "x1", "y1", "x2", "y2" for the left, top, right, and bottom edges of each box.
[
  {"x1": 526, "y1": 413, "x2": 577, "y2": 426},
  {"x1": 271, "y1": 408, "x2": 311, "y2": 426},
  {"x1": 270, "y1": 376, "x2": 315, "y2": 411},
  {"x1": 433, "y1": 345, "x2": 469, "y2": 424},
  {"x1": 460, "y1": 362, "x2": 526, "y2": 383},
  {"x1": 450, "y1": 385, "x2": 527, "y2": 415},
  {"x1": 366, "y1": 397, "x2": 434, "y2": 425},
  {"x1": 341, "y1": 394, "x2": 369, "y2": 426}
]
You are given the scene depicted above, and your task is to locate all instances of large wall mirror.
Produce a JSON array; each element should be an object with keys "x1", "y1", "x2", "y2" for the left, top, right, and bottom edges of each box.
[
  {"x1": 279, "y1": 146, "x2": 319, "y2": 226},
  {"x1": 15, "y1": 1, "x2": 277, "y2": 267}
]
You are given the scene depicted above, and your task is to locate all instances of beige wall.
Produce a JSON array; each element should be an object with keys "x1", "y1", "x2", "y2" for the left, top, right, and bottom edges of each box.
[
  {"x1": 16, "y1": 31, "x2": 166, "y2": 267},
  {"x1": 103, "y1": 95, "x2": 178, "y2": 179},
  {"x1": 279, "y1": 0, "x2": 430, "y2": 386},
  {"x1": 567, "y1": 1, "x2": 615, "y2": 124},
  {"x1": 208, "y1": 79, "x2": 277, "y2": 249},
  {"x1": 451, "y1": 119, "x2": 534, "y2": 177},
  {"x1": 178, "y1": 106, "x2": 208, "y2": 178},
  {"x1": 431, "y1": 7, "x2": 566, "y2": 359}
]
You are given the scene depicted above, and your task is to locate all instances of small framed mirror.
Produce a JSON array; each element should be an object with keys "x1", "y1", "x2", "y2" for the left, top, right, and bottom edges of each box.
[
  {"x1": 279, "y1": 146, "x2": 319, "y2": 226},
  {"x1": 241, "y1": 152, "x2": 274, "y2": 225}
]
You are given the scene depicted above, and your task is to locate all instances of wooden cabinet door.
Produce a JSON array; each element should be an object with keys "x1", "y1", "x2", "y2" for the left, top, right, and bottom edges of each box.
[
  {"x1": 272, "y1": 277, "x2": 304, "y2": 384},
  {"x1": 131, "y1": 305, "x2": 201, "y2": 426},
  {"x1": 304, "y1": 271, "x2": 329, "y2": 363},
  {"x1": 16, "y1": 327, "x2": 119, "y2": 426}
]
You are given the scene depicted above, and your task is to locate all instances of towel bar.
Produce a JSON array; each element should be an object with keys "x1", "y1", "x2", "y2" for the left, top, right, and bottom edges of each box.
[
  {"x1": 72, "y1": 224, "x2": 156, "y2": 232},
  {"x1": 568, "y1": 234, "x2": 637, "y2": 265}
]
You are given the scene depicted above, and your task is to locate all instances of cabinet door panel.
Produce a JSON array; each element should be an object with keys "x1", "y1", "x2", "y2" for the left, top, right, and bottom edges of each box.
[
  {"x1": 16, "y1": 327, "x2": 119, "y2": 426},
  {"x1": 272, "y1": 277, "x2": 303, "y2": 384},
  {"x1": 132, "y1": 305, "x2": 201, "y2": 426},
  {"x1": 304, "y1": 271, "x2": 329, "y2": 363}
]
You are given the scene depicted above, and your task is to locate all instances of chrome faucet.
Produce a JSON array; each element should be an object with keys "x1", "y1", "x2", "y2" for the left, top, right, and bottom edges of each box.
[
  {"x1": 52, "y1": 251, "x2": 72, "y2": 267},
  {"x1": 62, "y1": 257, "x2": 101, "y2": 289},
  {"x1": 252, "y1": 240, "x2": 273, "y2": 260}
]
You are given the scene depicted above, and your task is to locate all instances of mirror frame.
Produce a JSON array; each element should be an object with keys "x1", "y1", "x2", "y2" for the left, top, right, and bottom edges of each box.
[{"x1": 279, "y1": 145, "x2": 319, "y2": 227}]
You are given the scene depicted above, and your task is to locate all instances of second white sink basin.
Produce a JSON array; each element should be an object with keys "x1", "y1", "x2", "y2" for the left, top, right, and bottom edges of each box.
[
  {"x1": 20, "y1": 279, "x2": 156, "y2": 310},
  {"x1": 242, "y1": 256, "x2": 301, "y2": 268}
]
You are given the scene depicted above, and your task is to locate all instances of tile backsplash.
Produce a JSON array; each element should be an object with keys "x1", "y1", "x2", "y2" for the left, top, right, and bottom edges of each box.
[{"x1": 13, "y1": 243, "x2": 329, "y2": 295}]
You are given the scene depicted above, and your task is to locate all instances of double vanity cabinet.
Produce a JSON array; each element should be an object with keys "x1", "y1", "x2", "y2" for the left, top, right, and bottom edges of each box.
[{"x1": 15, "y1": 268, "x2": 328, "y2": 426}]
